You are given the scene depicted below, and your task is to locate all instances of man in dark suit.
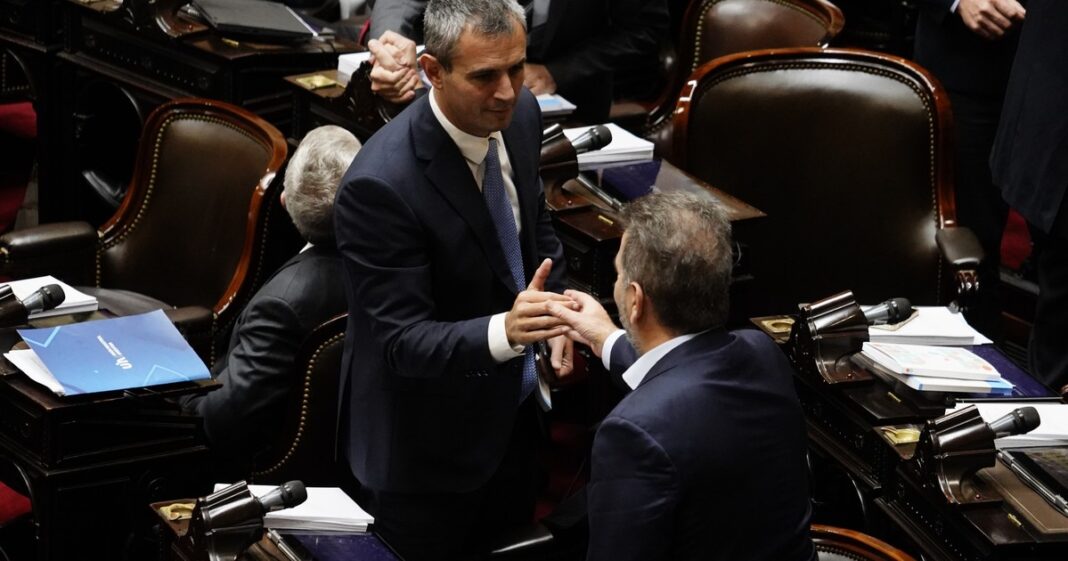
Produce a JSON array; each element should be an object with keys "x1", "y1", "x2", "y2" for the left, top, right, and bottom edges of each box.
[
  {"x1": 912, "y1": 0, "x2": 1025, "y2": 340},
  {"x1": 991, "y1": 0, "x2": 1068, "y2": 390},
  {"x1": 334, "y1": 1, "x2": 573, "y2": 558},
  {"x1": 181, "y1": 125, "x2": 359, "y2": 466},
  {"x1": 548, "y1": 192, "x2": 816, "y2": 561},
  {"x1": 364, "y1": 0, "x2": 668, "y2": 123}
]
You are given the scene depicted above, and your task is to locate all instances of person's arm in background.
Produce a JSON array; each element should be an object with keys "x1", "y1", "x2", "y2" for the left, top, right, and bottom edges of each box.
[{"x1": 529, "y1": 0, "x2": 669, "y2": 96}]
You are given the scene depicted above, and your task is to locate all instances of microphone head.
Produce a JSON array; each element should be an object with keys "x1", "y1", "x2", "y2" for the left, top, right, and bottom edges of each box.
[
  {"x1": 885, "y1": 297, "x2": 912, "y2": 324},
  {"x1": 1017, "y1": 406, "x2": 1041, "y2": 433},
  {"x1": 589, "y1": 125, "x2": 612, "y2": 149},
  {"x1": 256, "y1": 480, "x2": 308, "y2": 513},
  {"x1": 38, "y1": 284, "x2": 66, "y2": 311},
  {"x1": 989, "y1": 406, "x2": 1041, "y2": 438}
]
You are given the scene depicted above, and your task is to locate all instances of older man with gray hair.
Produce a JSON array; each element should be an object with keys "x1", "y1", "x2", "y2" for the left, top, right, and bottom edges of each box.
[
  {"x1": 182, "y1": 125, "x2": 359, "y2": 470},
  {"x1": 549, "y1": 192, "x2": 816, "y2": 561}
]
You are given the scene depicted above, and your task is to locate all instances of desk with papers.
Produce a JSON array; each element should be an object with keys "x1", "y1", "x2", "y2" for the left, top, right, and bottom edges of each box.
[{"x1": 777, "y1": 297, "x2": 1068, "y2": 560}]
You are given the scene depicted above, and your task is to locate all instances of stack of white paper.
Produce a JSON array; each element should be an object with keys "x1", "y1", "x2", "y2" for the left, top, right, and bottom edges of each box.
[
  {"x1": 219, "y1": 485, "x2": 373, "y2": 532},
  {"x1": 948, "y1": 401, "x2": 1068, "y2": 448},
  {"x1": 337, "y1": 51, "x2": 372, "y2": 81},
  {"x1": 868, "y1": 306, "x2": 992, "y2": 346},
  {"x1": 5, "y1": 275, "x2": 97, "y2": 319},
  {"x1": 857, "y1": 342, "x2": 1014, "y2": 395},
  {"x1": 564, "y1": 123, "x2": 654, "y2": 169}
]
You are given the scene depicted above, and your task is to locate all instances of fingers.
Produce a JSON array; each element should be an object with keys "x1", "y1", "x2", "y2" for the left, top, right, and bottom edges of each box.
[
  {"x1": 551, "y1": 336, "x2": 573, "y2": 378},
  {"x1": 995, "y1": 0, "x2": 1026, "y2": 21},
  {"x1": 526, "y1": 258, "x2": 553, "y2": 292}
]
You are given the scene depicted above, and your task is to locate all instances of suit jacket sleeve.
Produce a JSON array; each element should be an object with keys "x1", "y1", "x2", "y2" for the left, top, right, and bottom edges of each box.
[
  {"x1": 188, "y1": 295, "x2": 304, "y2": 455},
  {"x1": 544, "y1": 0, "x2": 669, "y2": 96},
  {"x1": 588, "y1": 416, "x2": 678, "y2": 561},
  {"x1": 335, "y1": 173, "x2": 499, "y2": 380},
  {"x1": 609, "y1": 337, "x2": 639, "y2": 379},
  {"x1": 367, "y1": 0, "x2": 427, "y2": 42}
]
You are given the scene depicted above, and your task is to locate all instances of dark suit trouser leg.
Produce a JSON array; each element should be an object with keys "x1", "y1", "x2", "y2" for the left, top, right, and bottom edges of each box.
[
  {"x1": 950, "y1": 92, "x2": 1010, "y2": 340},
  {"x1": 361, "y1": 399, "x2": 541, "y2": 561},
  {"x1": 1029, "y1": 218, "x2": 1068, "y2": 393}
]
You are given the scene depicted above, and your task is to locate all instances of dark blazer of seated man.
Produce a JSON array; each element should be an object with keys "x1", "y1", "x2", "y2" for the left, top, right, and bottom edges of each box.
[
  {"x1": 548, "y1": 192, "x2": 816, "y2": 561},
  {"x1": 180, "y1": 125, "x2": 360, "y2": 467}
]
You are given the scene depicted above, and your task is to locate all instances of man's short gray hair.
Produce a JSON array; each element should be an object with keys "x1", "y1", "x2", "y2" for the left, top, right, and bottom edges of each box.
[
  {"x1": 620, "y1": 192, "x2": 734, "y2": 334},
  {"x1": 424, "y1": 0, "x2": 526, "y2": 70},
  {"x1": 283, "y1": 125, "x2": 361, "y2": 247}
]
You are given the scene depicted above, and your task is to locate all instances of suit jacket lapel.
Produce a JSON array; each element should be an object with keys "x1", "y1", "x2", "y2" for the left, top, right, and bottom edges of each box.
[{"x1": 411, "y1": 98, "x2": 519, "y2": 294}]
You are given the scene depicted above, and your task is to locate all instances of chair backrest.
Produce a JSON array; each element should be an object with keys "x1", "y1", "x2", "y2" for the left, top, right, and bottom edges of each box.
[
  {"x1": 250, "y1": 314, "x2": 347, "y2": 486},
  {"x1": 646, "y1": 0, "x2": 844, "y2": 158},
  {"x1": 95, "y1": 98, "x2": 288, "y2": 337},
  {"x1": 673, "y1": 48, "x2": 955, "y2": 317},
  {"x1": 811, "y1": 524, "x2": 916, "y2": 561}
]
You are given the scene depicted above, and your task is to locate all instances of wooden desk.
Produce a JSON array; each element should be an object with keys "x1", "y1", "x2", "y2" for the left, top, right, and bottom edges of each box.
[
  {"x1": 782, "y1": 324, "x2": 1068, "y2": 559},
  {"x1": 0, "y1": 317, "x2": 215, "y2": 561},
  {"x1": 38, "y1": 0, "x2": 358, "y2": 223}
]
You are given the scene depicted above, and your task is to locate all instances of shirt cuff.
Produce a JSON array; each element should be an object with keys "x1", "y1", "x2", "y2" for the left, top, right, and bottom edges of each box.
[
  {"x1": 601, "y1": 329, "x2": 626, "y2": 370},
  {"x1": 489, "y1": 312, "x2": 525, "y2": 363},
  {"x1": 950, "y1": 0, "x2": 960, "y2": 12}
]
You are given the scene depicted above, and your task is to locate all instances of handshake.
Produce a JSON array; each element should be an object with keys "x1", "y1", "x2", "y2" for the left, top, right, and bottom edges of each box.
[{"x1": 504, "y1": 258, "x2": 620, "y2": 379}]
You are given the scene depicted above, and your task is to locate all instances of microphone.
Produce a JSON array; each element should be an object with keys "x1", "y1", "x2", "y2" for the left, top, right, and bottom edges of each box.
[
  {"x1": 0, "y1": 283, "x2": 66, "y2": 328},
  {"x1": 863, "y1": 297, "x2": 912, "y2": 325},
  {"x1": 570, "y1": 125, "x2": 613, "y2": 154},
  {"x1": 256, "y1": 480, "x2": 307, "y2": 514},
  {"x1": 21, "y1": 284, "x2": 66, "y2": 315},
  {"x1": 988, "y1": 406, "x2": 1041, "y2": 438}
]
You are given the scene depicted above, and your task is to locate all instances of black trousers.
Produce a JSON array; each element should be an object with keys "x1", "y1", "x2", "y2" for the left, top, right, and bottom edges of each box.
[
  {"x1": 1029, "y1": 200, "x2": 1068, "y2": 392},
  {"x1": 949, "y1": 92, "x2": 1011, "y2": 340},
  {"x1": 356, "y1": 398, "x2": 542, "y2": 561}
]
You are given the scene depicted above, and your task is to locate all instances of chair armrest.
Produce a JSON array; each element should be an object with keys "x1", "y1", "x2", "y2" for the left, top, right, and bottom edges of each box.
[
  {"x1": 0, "y1": 222, "x2": 98, "y2": 285},
  {"x1": 936, "y1": 226, "x2": 984, "y2": 310},
  {"x1": 165, "y1": 306, "x2": 215, "y2": 365},
  {"x1": 936, "y1": 226, "x2": 984, "y2": 267}
]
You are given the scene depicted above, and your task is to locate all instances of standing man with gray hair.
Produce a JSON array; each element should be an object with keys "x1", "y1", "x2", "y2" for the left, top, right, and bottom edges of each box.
[
  {"x1": 335, "y1": 1, "x2": 572, "y2": 558},
  {"x1": 549, "y1": 192, "x2": 816, "y2": 561},
  {"x1": 182, "y1": 125, "x2": 360, "y2": 470}
]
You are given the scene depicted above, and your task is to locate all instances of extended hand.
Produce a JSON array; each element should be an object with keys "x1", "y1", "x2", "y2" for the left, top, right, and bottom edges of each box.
[
  {"x1": 505, "y1": 259, "x2": 576, "y2": 347},
  {"x1": 523, "y1": 63, "x2": 557, "y2": 96},
  {"x1": 368, "y1": 31, "x2": 423, "y2": 103},
  {"x1": 959, "y1": 0, "x2": 1025, "y2": 40},
  {"x1": 546, "y1": 289, "x2": 618, "y2": 358}
]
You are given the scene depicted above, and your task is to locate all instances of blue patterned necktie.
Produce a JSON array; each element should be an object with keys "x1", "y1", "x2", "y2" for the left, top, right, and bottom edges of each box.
[{"x1": 483, "y1": 137, "x2": 538, "y2": 402}]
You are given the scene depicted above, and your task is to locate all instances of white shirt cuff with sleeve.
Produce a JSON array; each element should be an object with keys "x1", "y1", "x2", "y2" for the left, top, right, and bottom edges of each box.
[
  {"x1": 950, "y1": 0, "x2": 960, "y2": 12},
  {"x1": 488, "y1": 312, "x2": 525, "y2": 363},
  {"x1": 600, "y1": 329, "x2": 626, "y2": 371}
]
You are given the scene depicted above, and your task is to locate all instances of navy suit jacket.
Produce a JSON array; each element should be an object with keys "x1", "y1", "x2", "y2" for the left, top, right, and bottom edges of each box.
[
  {"x1": 991, "y1": 0, "x2": 1068, "y2": 237},
  {"x1": 589, "y1": 330, "x2": 815, "y2": 561},
  {"x1": 181, "y1": 246, "x2": 346, "y2": 459},
  {"x1": 334, "y1": 89, "x2": 565, "y2": 494}
]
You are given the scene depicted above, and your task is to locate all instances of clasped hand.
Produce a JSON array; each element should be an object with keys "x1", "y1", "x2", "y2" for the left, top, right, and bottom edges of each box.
[
  {"x1": 368, "y1": 31, "x2": 423, "y2": 103},
  {"x1": 505, "y1": 259, "x2": 576, "y2": 377}
]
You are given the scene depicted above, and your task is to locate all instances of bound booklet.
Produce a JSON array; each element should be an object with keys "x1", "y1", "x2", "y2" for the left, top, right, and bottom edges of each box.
[
  {"x1": 4, "y1": 309, "x2": 210, "y2": 396},
  {"x1": 861, "y1": 341, "x2": 1002, "y2": 381}
]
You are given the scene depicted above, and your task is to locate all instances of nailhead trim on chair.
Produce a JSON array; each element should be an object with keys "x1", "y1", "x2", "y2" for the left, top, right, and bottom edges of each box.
[
  {"x1": 694, "y1": 60, "x2": 944, "y2": 302},
  {"x1": 692, "y1": 0, "x2": 834, "y2": 74},
  {"x1": 252, "y1": 330, "x2": 345, "y2": 477}
]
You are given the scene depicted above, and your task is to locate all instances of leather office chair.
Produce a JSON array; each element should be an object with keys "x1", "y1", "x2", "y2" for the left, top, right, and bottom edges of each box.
[
  {"x1": 612, "y1": 0, "x2": 844, "y2": 161},
  {"x1": 811, "y1": 524, "x2": 916, "y2": 561},
  {"x1": 673, "y1": 48, "x2": 982, "y2": 317},
  {"x1": 250, "y1": 314, "x2": 347, "y2": 487},
  {"x1": 0, "y1": 98, "x2": 291, "y2": 362}
]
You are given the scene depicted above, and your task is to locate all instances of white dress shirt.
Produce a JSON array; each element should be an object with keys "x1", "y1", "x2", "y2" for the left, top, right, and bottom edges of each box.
[{"x1": 602, "y1": 329, "x2": 701, "y2": 389}]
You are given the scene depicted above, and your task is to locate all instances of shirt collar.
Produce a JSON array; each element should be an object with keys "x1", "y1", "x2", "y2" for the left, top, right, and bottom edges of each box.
[
  {"x1": 429, "y1": 89, "x2": 503, "y2": 166},
  {"x1": 621, "y1": 331, "x2": 703, "y2": 390}
]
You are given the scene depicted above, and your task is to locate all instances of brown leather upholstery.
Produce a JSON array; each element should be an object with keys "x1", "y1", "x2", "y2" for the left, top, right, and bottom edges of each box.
[
  {"x1": 812, "y1": 524, "x2": 916, "y2": 561},
  {"x1": 250, "y1": 314, "x2": 347, "y2": 487},
  {"x1": 619, "y1": 0, "x2": 843, "y2": 160},
  {"x1": 673, "y1": 48, "x2": 967, "y2": 316},
  {"x1": 0, "y1": 98, "x2": 289, "y2": 361}
]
